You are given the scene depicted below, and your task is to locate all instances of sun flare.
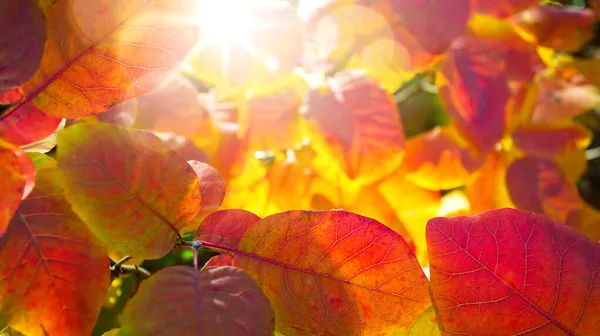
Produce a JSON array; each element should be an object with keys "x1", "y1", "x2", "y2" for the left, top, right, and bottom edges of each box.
[{"x1": 196, "y1": 0, "x2": 260, "y2": 45}]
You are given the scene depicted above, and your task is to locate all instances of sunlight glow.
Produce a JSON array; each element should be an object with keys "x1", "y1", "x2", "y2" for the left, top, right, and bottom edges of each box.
[{"x1": 196, "y1": 0, "x2": 259, "y2": 45}]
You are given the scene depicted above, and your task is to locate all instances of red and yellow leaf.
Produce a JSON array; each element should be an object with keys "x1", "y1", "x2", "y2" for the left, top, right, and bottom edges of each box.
[
  {"x1": 465, "y1": 150, "x2": 515, "y2": 215},
  {"x1": 438, "y1": 37, "x2": 510, "y2": 153},
  {"x1": 0, "y1": 148, "x2": 36, "y2": 235},
  {"x1": 186, "y1": 160, "x2": 225, "y2": 217},
  {"x1": 56, "y1": 123, "x2": 210, "y2": 259},
  {"x1": 120, "y1": 266, "x2": 275, "y2": 335},
  {"x1": 427, "y1": 208, "x2": 600, "y2": 334},
  {"x1": 0, "y1": 0, "x2": 46, "y2": 91},
  {"x1": 506, "y1": 156, "x2": 584, "y2": 226},
  {"x1": 5, "y1": 0, "x2": 198, "y2": 120},
  {"x1": 401, "y1": 126, "x2": 483, "y2": 191},
  {"x1": 512, "y1": 121, "x2": 592, "y2": 158},
  {"x1": 304, "y1": 70, "x2": 404, "y2": 184},
  {"x1": 466, "y1": 15, "x2": 544, "y2": 82},
  {"x1": 0, "y1": 153, "x2": 109, "y2": 336},
  {"x1": 407, "y1": 306, "x2": 440, "y2": 336},
  {"x1": 514, "y1": 5, "x2": 595, "y2": 52},
  {"x1": 472, "y1": 0, "x2": 537, "y2": 18},
  {"x1": 198, "y1": 210, "x2": 431, "y2": 335}
]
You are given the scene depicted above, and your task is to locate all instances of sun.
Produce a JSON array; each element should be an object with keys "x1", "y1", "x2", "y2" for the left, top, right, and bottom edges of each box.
[{"x1": 195, "y1": 0, "x2": 261, "y2": 45}]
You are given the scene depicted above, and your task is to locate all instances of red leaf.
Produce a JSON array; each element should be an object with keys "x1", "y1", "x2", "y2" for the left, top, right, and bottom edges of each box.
[
  {"x1": 56, "y1": 123, "x2": 215, "y2": 259},
  {"x1": 7, "y1": 0, "x2": 198, "y2": 119},
  {"x1": 203, "y1": 254, "x2": 234, "y2": 268},
  {"x1": 0, "y1": 153, "x2": 110, "y2": 336},
  {"x1": 512, "y1": 122, "x2": 592, "y2": 158},
  {"x1": 438, "y1": 37, "x2": 510, "y2": 153},
  {"x1": 472, "y1": 0, "x2": 537, "y2": 18},
  {"x1": 187, "y1": 160, "x2": 226, "y2": 216},
  {"x1": 120, "y1": 265, "x2": 275, "y2": 335},
  {"x1": 513, "y1": 5, "x2": 595, "y2": 52},
  {"x1": 0, "y1": 105, "x2": 62, "y2": 146},
  {"x1": 390, "y1": 0, "x2": 471, "y2": 54},
  {"x1": 0, "y1": 89, "x2": 24, "y2": 105},
  {"x1": 0, "y1": 0, "x2": 46, "y2": 91},
  {"x1": 0, "y1": 148, "x2": 36, "y2": 236},
  {"x1": 506, "y1": 156, "x2": 584, "y2": 226},
  {"x1": 198, "y1": 210, "x2": 431, "y2": 335},
  {"x1": 427, "y1": 208, "x2": 600, "y2": 334},
  {"x1": 195, "y1": 209, "x2": 261, "y2": 250},
  {"x1": 304, "y1": 70, "x2": 404, "y2": 183}
]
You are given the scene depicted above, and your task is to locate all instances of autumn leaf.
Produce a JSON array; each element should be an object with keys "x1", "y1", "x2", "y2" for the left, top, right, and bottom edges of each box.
[
  {"x1": 401, "y1": 126, "x2": 483, "y2": 191},
  {"x1": 56, "y1": 123, "x2": 219, "y2": 260},
  {"x1": 512, "y1": 121, "x2": 592, "y2": 158},
  {"x1": 529, "y1": 70, "x2": 600, "y2": 123},
  {"x1": 391, "y1": 0, "x2": 471, "y2": 55},
  {"x1": 465, "y1": 150, "x2": 515, "y2": 215},
  {"x1": 197, "y1": 210, "x2": 431, "y2": 335},
  {"x1": 203, "y1": 254, "x2": 234, "y2": 268},
  {"x1": 195, "y1": 209, "x2": 260, "y2": 251},
  {"x1": 0, "y1": 0, "x2": 46, "y2": 92},
  {"x1": 427, "y1": 208, "x2": 600, "y2": 334},
  {"x1": 133, "y1": 74, "x2": 215, "y2": 140},
  {"x1": 406, "y1": 306, "x2": 440, "y2": 336},
  {"x1": 513, "y1": 4, "x2": 595, "y2": 52},
  {"x1": 120, "y1": 265, "x2": 275, "y2": 335},
  {"x1": 242, "y1": 88, "x2": 303, "y2": 151},
  {"x1": 471, "y1": 0, "x2": 537, "y2": 18},
  {"x1": 466, "y1": 15, "x2": 544, "y2": 82},
  {"x1": 438, "y1": 37, "x2": 510, "y2": 153},
  {"x1": 506, "y1": 156, "x2": 584, "y2": 225},
  {"x1": 0, "y1": 89, "x2": 23, "y2": 105},
  {"x1": 0, "y1": 153, "x2": 110, "y2": 336},
  {"x1": 3, "y1": 0, "x2": 198, "y2": 122},
  {"x1": 304, "y1": 70, "x2": 404, "y2": 184},
  {"x1": 0, "y1": 147, "x2": 36, "y2": 235},
  {"x1": 0, "y1": 105, "x2": 63, "y2": 146},
  {"x1": 186, "y1": 160, "x2": 226, "y2": 217}
]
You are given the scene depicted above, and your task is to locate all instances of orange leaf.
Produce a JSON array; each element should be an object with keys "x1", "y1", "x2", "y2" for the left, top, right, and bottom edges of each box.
[
  {"x1": 0, "y1": 0, "x2": 46, "y2": 91},
  {"x1": 427, "y1": 208, "x2": 600, "y2": 334},
  {"x1": 513, "y1": 5, "x2": 595, "y2": 52},
  {"x1": 401, "y1": 126, "x2": 483, "y2": 191},
  {"x1": 466, "y1": 15, "x2": 544, "y2": 82},
  {"x1": 0, "y1": 148, "x2": 35, "y2": 235},
  {"x1": 472, "y1": 0, "x2": 537, "y2": 18},
  {"x1": 5, "y1": 0, "x2": 198, "y2": 119},
  {"x1": 187, "y1": 160, "x2": 226, "y2": 216},
  {"x1": 529, "y1": 71, "x2": 600, "y2": 123},
  {"x1": 120, "y1": 266, "x2": 275, "y2": 335},
  {"x1": 198, "y1": 210, "x2": 431, "y2": 335},
  {"x1": 512, "y1": 121, "x2": 592, "y2": 158},
  {"x1": 133, "y1": 74, "x2": 215, "y2": 139},
  {"x1": 304, "y1": 70, "x2": 404, "y2": 183},
  {"x1": 56, "y1": 123, "x2": 216, "y2": 259},
  {"x1": 506, "y1": 156, "x2": 584, "y2": 225},
  {"x1": 0, "y1": 153, "x2": 109, "y2": 336},
  {"x1": 465, "y1": 150, "x2": 515, "y2": 214},
  {"x1": 243, "y1": 88, "x2": 303, "y2": 151},
  {"x1": 438, "y1": 37, "x2": 510, "y2": 153}
]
